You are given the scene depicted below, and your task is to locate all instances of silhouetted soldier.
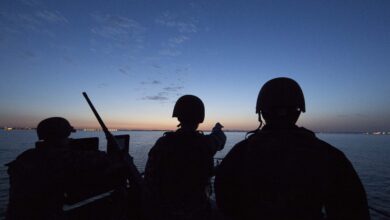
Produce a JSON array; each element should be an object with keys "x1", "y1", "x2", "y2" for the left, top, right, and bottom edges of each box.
[
  {"x1": 144, "y1": 95, "x2": 226, "y2": 220},
  {"x1": 6, "y1": 117, "x2": 125, "y2": 220},
  {"x1": 215, "y1": 77, "x2": 370, "y2": 220}
]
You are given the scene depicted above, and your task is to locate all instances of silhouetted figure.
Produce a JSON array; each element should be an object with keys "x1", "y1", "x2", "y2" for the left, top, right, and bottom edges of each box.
[
  {"x1": 215, "y1": 77, "x2": 370, "y2": 220},
  {"x1": 144, "y1": 95, "x2": 226, "y2": 220},
  {"x1": 6, "y1": 117, "x2": 125, "y2": 220}
]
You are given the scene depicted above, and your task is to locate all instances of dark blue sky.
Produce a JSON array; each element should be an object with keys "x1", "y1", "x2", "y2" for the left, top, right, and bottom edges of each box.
[{"x1": 1, "y1": 0, "x2": 389, "y2": 132}]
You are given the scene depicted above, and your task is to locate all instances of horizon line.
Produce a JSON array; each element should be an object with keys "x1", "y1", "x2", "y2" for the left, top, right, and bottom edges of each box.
[{"x1": 2, "y1": 126, "x2": 388, "y2": 134}]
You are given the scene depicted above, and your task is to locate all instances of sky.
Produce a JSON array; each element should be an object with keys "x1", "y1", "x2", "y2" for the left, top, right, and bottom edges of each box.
[{"x1": 0, "y1": 0, "x2": 389, "y2": 132}]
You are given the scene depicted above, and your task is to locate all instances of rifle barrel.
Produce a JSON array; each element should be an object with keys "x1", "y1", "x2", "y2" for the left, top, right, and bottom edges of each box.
[{"x1": 82, "y1": 92, "x2": 110, "y2": 136}]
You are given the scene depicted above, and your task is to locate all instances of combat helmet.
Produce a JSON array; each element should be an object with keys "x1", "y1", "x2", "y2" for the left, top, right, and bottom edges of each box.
[
  {"x1": 173, "y1": 95, "x2": 205, "y2": 123},
  {"x1": 37, "y1": 117, "x2": 76, "y2": 140},
  {"x1": 256, "y1": 77, "x2": 305, "y2": 114}
]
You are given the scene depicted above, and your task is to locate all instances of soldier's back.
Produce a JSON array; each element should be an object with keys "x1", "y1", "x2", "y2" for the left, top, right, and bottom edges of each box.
[
  {"x1": 150, "y1": 131, "x2": 213, "y2": 199},
  {"x1": 241, "y1": 128, "x2": 338, "y2": 219},
  {"x1": 7, "y1": 145, "x2": 113, "y2": 220},
  {"x1": 216, "y1": 126, "x2": 368, "y2": 220},
  {"x1": 145, "y1": 130, "x2": 215, "y2": 220},
  {"x1": 6, "y1": 147, "x2": 68, "y2": 219}
]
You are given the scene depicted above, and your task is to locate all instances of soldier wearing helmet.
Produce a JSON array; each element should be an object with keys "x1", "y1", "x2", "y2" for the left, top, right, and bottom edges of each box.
[
  {"x1": 37, "y1": 117, "x2": 76, "y2": 140},
  {"x1": 6, "y1": 117, "x2": 125, "y2": 220},
  {"x1": 144, "y1": 95, "x2": 226, "y2": 220},
  {"x1": 215, "y1": 77, "x2": 370, "y2": 220}
]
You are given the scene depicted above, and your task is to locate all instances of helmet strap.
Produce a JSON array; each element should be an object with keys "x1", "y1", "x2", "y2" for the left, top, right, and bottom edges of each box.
[{"x1": 246, "y1": 114, "x2": 263, "y2": 138}]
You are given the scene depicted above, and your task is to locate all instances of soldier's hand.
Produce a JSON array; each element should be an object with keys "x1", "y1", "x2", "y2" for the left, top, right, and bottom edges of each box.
[{"x1": 211, "y1": 122, "x2": 226, "y2": 150}]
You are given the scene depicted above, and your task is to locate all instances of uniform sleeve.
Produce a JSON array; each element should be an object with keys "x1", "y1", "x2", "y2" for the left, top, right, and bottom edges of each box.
[
  {"x1": 214, "y1": 141, "x2": 247, "y2": 219},
  {"x1": 204, "y1": 130, "x2": 226, "y2": 157},
  {"x1": 325, "y1": 151, "x2": 370, "y2": 220},
  {"x1": 211, "y1": 126, "x2": 226, "y2": 150}
]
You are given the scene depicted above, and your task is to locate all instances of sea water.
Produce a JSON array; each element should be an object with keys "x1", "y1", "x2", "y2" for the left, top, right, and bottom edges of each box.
[{"x1": 0, "y1": 130, "x2": 389, "y2": 219}]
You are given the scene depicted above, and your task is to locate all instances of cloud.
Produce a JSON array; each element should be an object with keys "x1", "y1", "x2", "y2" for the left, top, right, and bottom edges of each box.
[
  {"x1": 169, "y1": 35, "x2": 189, "y2": 44},
  {"x1": 152, "y1": 64, "x2": 162, "y2": 69},
  {"x1": 163, "y1": 86, "x2": 183, "y2": 92},
  {"x1": 98, "y1": 83, "x2": 108, "y2": 88},
  {"x1": 35, "y1": 10, "x2": 68, "y2": 24},
  {"x1": 119, "y1": 68, "x2": 130, "y2": 76},
  {"x1": 14, "y1": 13, "x2": 42, "y2": 30},
  {"x1": 62, "y1": 55, "x2": 73, "y2": 63},
  {"x1": 159, "y1": 48, "x2": 181, "y2": 56},
  {"x1": 143, "y1": 95, "x2": 169, "y2": 101},
  {"x1": 175, "y1": 67, "x2": 189, "y2": 73},
  {"x1": 0, "y1": 10, "x2": 68, "y2": 36},
  {"x1": 91, "y1": 13, "x2": 144, "y2": 48},
  {"x1": 355, "y1": 113, "x2": 368, "y2": 117},
  {"x1": 141, "y1": 85, "x2": 184, "y2": 102},
  {"x1": 141, "y1": 80, "x2": 161, "y2": 85},
  {"x1": 155, "y1": 12, "x2": 198, "y2": 57},
  {"x1": 20, "y1": 50, "x2": 36, "y2": 59},
  {"x1": 156, "y1": 12, "x2": 198, "y2": 33},
  {"x1": 18, "y1": 0, "x2": 42, "y2": 7}
]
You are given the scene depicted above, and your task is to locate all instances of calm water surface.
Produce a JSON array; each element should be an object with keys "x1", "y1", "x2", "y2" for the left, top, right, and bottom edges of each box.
[{"x1": 0, "y1": 130, "x2": 389, "y2": 219}]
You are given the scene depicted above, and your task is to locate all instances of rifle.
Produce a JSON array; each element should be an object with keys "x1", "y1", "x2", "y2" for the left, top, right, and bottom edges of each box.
[
  {"x1": 82, "y1": 92, "x2": 124, "y2": 154},
  {"x1": 82, "y1": 92, "x2": 155, "y2": 219}
]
